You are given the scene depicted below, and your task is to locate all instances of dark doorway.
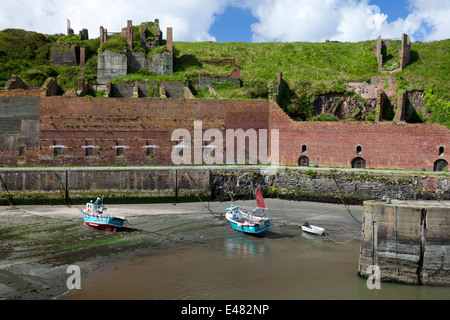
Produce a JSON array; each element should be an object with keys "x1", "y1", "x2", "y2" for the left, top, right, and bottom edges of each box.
[
  {"x1": 351, "y1": 157, "x2": 366, "y2": 169},
  {"x1": 434, "y1": 159, "x2": 448, "y2": 171},
  {"x1": 298, "y1": 156, "x2": 310, "y2": 167}
]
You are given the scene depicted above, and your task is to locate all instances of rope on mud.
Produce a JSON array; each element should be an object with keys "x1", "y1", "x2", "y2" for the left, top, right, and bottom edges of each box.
[
  {"x1": 183, "y1": 171, "x2": 224, "y2": 219},
  {"x1": 54, "y1": 172, "x2": 73, "y2": 207},
  {"x1": 20, "y1": 209, "x2": 79, "y2": 222},
  {"x1": 324, "y1": 230, "x2": 362, "y2": 244},
  {"x1": 0, "y1": 173, "x2": 18, "y2": 209},
  {"x1": 123, "y1": 219, "x2": 206, "y2": 245},
  {"x1": 329, "y1": 171, "x2": 362, "y2": 224}
]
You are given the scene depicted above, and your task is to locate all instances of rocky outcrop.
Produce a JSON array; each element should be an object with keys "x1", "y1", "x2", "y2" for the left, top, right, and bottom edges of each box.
[{"x1": 311, "y1": 93, "x2": 376, "y2": 120}]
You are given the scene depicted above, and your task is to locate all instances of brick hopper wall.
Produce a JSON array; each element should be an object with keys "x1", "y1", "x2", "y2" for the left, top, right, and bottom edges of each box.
[
  {"x1": 0, "y1": 96, "x2": 448, "y2": 171},
  {"x1": 268, "y1": 102, "x2": 450, "y2": 171}
]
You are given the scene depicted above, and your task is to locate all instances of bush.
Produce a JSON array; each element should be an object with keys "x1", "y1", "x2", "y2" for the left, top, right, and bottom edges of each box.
[{"x1": 307, "y1": 113, "x2": 340, "y2": 122}]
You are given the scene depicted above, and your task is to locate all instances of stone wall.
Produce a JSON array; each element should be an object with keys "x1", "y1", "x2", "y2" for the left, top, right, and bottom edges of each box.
[
  {"x1": 1, "y1": 165, "x2": 449, "y2": 204},
  {"x1": 51, "y1": 47, "x2": 78, "y2": 67},
  {"x1": 97, "y1": 50, "x2": 128, "y2": 84},
  {"x1": 210, "y1": 168, "x2": 450, "y2": 203},
  {"x1": 358, "y1": 200, "x2": 449, "y2": 286},
  {"x1": 199, "y1": 74, "x2": 240, "y2": 91}
]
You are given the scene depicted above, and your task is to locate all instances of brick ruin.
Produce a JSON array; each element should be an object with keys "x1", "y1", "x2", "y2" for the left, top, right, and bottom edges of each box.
[
  {"x1": 0, "y1": 94, "x2": 448, "y2": 172},
  {"x1": 375, "y1": 33, "x2": 411, "y2": 73},
  {"x1": 51, "y1": 19, "x2": 174, "y2": 82},
  {"x1": 97, "y1": 19, "x2": 174, "y2": 84},
  {"x1": 344, "y1": 34, "x2": 413, "y2": 122},
  {"x1": 2, "y1": 30, "x2": 448, "y2": 172}
]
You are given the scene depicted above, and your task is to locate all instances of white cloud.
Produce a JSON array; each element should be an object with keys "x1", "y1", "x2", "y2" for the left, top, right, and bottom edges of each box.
[
  {"x1": 0, "y1": 0, "x2": 449, "y2": 42},
  {"x1": 241, "y1": 0, "x2": 450, "y2": 42},
  {"x1": 0, "y1": 0, "x2": 229, "y2": 41}
]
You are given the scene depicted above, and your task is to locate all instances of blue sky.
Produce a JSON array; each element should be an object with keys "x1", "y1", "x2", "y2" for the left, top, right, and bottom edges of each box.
[
  {"x1": 0, "y1": 0, "x2": 449, "y2": 42},
  {"x1": 210, "y1": 0, "x2": 413, "y2": 42}
]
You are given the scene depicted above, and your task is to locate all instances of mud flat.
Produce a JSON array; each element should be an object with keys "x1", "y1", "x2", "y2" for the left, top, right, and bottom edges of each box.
[{"x1": 0, "y1": 199, "x2": 363, "y2": 300}]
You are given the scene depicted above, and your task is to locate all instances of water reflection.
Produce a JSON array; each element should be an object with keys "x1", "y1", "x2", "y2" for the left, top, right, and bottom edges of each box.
[
  {"x1": 224, "y1": 236, "x2": 269, "y2": 258},
  {"x1": 66, "y1": 234, "x2": 450, "y2": 300}
]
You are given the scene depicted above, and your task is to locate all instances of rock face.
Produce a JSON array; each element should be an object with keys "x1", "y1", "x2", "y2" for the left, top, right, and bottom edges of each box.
[
  {"x1": 311, "y1": 93, "x2": 376, "y2": 120},
  {"x1": 358, "y1": 200, "x2": 450, "y2": 286}
]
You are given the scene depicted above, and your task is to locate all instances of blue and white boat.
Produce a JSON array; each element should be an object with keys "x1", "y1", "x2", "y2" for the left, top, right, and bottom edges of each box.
[
  {"x1": 82, "y1": 196, "x2": 126, "y2": 232},
  {"x1": 225, "y1": 188, "x2": 272, "y2": 237}
]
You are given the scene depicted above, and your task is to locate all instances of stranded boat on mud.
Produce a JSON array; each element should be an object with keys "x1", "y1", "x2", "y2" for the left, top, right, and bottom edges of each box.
[
  {"x1": 225, "y1": 188, "x2": 272, "y2": 237},
  {"x1": 82, "y1": 196, "x2": 126, "y2": 232},
  {"x1": 301, "y1": 222, "x2": 325, "y2": 236}
]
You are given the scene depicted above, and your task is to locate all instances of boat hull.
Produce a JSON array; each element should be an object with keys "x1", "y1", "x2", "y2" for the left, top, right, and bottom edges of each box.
[
  {"x1": 82, "y1": 211, "x2": 125, "y2": 232},
  {"x1": 226, "y1": 217, "x2": 271, "y2": 237},
  {"x1": 301, "y1": 225, "x2": 324, "y2": 236}
]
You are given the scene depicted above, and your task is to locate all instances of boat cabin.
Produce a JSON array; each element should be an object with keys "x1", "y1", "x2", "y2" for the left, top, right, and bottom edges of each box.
[{"x1": 85, "y1": 200, "x2": 106, "y2": 216}]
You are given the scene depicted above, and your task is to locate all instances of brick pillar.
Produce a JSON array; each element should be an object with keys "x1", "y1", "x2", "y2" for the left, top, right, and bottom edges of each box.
[
  {"x1": 67, "y1": 19, "x2": 74, "y2": 36},
  {"x1": 400, "y1": 33, "x2": 411, "y2": 70},
  {"x1": 394, "y1": 91, "x2": 406, "y2": 122},
  {"x1": 100, "y1": 27, "x2": 104, "y2": 47},
  {"x1": 127, "y1": 20, "x2": 133, "y2": 50},
  {"x1": 277, "y1": 72, "x2": 282, "y2": 86},
  {"x1": 167, "y1": 27, "x2": 173, "y2": 53},
  {"x1": 80, "y1": 47, "x2": 86, "y2": 68},
  {"x1": 376, "y1": 35, "x2": 383, "y2": 72},
  {"x1": 80, "y1": 28, "x2": 89, "y2": 40},
  {"x1": 375, "y1": 90, "x2": 385, "y2": 122}
]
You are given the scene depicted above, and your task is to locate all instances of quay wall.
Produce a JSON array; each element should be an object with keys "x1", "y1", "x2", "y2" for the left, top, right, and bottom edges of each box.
[
  {"x1": 358, "y1": 200, "x2": 449, "y2": 286},
  {"x1": 0, "y1": 166, "x2": 449, "y2": 205}
]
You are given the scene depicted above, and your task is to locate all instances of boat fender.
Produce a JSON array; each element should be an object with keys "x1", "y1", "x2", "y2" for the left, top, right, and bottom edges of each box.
[{"x1": 237, "y1": 223, "x2": 242, "y2": 228}]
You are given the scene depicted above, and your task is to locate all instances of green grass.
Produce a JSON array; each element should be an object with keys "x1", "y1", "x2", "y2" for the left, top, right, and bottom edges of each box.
[{"x1": 0, "y1": 28, "x2": 449, "y2": 127}]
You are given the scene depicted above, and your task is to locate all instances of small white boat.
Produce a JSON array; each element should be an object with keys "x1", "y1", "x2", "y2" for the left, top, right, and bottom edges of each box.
[{"x1": 302, "y1": 222, "x2": 325, "y2": 236}]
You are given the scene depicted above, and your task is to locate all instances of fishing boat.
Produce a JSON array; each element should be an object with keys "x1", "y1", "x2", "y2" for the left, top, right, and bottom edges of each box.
[
  {"x1": 82, "y1": 196, "x2": 126, "y2": 232},
  {"x1": 225, "y1": 188, "x2": 272, "y2": 237},
  {"x1": 301, "y1": 222, "x2": 325, "y2": 236}
]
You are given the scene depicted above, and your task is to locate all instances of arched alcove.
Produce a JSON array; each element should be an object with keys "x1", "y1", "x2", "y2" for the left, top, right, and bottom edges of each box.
[
  {"x1": 298, "y1": 156, "x2": 310, "y2": 167},
  {"x1": 351, "y1": 157, "x2": 366, "y2": 169},
  {"x1": 434, "y1": 159, "x2": 448, "y2": 171}
]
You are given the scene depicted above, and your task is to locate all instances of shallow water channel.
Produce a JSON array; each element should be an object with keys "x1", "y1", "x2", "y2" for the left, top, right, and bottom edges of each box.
[{"x1": 67, "y1": 231, "x2": 449, "y2": 300}]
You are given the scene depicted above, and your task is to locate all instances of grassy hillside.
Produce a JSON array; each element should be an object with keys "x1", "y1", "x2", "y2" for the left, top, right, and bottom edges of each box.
[{"x1": 0, "y1": 28, "x2": 449, "y2": 127}]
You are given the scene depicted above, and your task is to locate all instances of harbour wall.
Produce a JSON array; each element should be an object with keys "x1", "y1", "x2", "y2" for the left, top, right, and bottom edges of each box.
[
  {"x1": 0, "y1": 166, "x2": 449, "y2": 205},
  {"x1": 358, "y1": 200, "x2": 449, "y2": 286}
]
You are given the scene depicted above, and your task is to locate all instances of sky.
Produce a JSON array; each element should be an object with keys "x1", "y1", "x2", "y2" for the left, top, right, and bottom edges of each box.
[{"x1": 0, "y1": 0, "x2": 449, "y2": 43}]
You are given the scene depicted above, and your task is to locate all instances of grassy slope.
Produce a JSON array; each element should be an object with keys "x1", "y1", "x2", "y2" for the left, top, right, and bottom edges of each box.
[{"x1": 0, "y1": 29, "x2": 449, "y2": 125}]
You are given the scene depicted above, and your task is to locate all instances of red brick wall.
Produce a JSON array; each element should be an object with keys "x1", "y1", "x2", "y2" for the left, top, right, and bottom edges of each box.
[
  {"x1": 268, "y1": 101, "x2": 449, "y2": 170},
  {"x1": 38, "y1": 97, "x2": 271, "y2": 166},
  {"x1": 0, "y1": 96, "x2": 448, "y2": 170}
]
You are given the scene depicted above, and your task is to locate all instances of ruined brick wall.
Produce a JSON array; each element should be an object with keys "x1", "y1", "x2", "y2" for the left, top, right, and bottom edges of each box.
[
  {"x1": 97, "y1": 50, "x2": 128, "y2": 84},
  {"x1": 0, "y1": 96, "x2": 448, "y2": 170},
  {"x1": 51, "y1": 47, "x2": 78, "y2": 67},
  {"x1": 400, "y1": 33, "x2": 411, "y2": 70},
  {"x1": 269, "y1": 101, "x2": 449, "y2": 171}
]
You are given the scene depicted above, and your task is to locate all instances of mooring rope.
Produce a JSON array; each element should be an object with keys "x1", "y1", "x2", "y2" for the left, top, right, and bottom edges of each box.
[
  {"x1": 183, "y1": 171, "x2": 224, "y2": 219},
  {"x1": 329, "y1": 171, "x2": 363, "y2": 224},
  {"x1": 324, "y1": 230, "x2": 362, "y2": 244}
]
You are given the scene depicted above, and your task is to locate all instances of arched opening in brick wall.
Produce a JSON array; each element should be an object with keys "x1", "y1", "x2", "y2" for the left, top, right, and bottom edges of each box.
[
  {"x1": 351, "y1": 157, "x2": 366, "y2": 169},
  {"x1": 356, "y1": 145, "x2": 362, "y2": 156},
  {"x1": 434, "y1": 159, "x2": 448, "y2": 172},
  {"x1": 298, "y1": 156, "x2": 309, "y2": 167}
]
